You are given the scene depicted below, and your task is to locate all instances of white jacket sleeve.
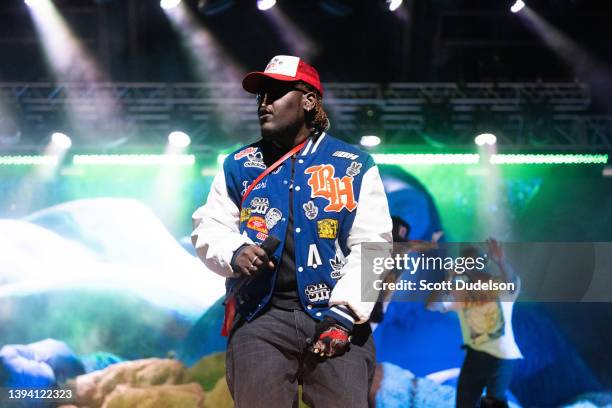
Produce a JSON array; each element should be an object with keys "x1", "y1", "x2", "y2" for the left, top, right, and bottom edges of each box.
[
  {"x1": 191, "y1": 170, "x2": 254, "y2": 278},
  {"x1": 328, "y1": 165, "x2": 392, "y2": 324}
]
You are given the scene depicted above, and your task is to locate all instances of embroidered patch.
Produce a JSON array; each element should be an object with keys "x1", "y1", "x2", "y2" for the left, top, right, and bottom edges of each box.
[
  {"x1": 264, "y1": 56, "x2": 300, "y2": 77},
  {"x1": 250, "y1": 197, "x2": 269, "y2": 214},
  {"x1": 303, "y1": 200, "x2": 318, "y2": 220},
  {"x1": 305, "y1": 164, "x2": 357, "y2": 212},
  {"x1": 332, "y1": 151, "x2": 359, "y2": 161},
  {"x1": 346, "y1": 161, "x2": 362, "y2": 177},
  {"x1": 256, "y1": 231, "x2": 268, "y2": 241},
  {"x1": 244, "y1": 151, "x2": 266, "y2": 169},
  {"x1": 317, "y1": 218, "x2": 339, "y2": 239},
  {"x1": 265, "y1": 208, "x2": 282, "y2": 230},
  {"x1": 304, "y1": 283, "x2": 331, "y2": 303},
  {"x1": 240, "y1": 208, "x2": 251, "y2": 223},
  {"x1": 246, "y1": 216, "x2": 268, "y2": 234},
  {"x1": 330, "y1": 254, "x2": 345, "y2": 279},
  {"x1": 307, "y1": 244, "x2": 322, "y2": 268},
  {"x1": 234, "y1": 147, "x2": 258, "y2": 160},
  {"x1": 241, "y1": 180, "x2": 267, "y2": 196}
]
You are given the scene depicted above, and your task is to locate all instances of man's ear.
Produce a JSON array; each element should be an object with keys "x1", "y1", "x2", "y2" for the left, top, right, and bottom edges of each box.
[{"x1": 303, "y1": 92, "x2": 317, "y2": 112}]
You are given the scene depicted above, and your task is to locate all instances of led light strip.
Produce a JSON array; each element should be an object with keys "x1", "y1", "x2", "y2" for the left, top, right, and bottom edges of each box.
[
  {"x1": 72, "y1": 154, "x2": 196, "y2": 166},
  {"x1": 490, "y1": 154, "x2": 608, "y2": 165},
  {"x1": 372, "y1": 154, "x2": 481, "y2": 165},
  {"x1": 2, "y1": 153, "x2": 605, "y2": 167},
  {"x1": 217, "y1": 152, "x2": 607, "y2": 166},
  {"x1": 0, "y1": 155, "x2": 59, "y2": 165}
]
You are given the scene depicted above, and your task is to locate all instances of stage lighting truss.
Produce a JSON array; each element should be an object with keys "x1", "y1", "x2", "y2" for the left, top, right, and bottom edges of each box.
[{"x1": 1, "y1": 81, "x2": 611, "y2": 150}]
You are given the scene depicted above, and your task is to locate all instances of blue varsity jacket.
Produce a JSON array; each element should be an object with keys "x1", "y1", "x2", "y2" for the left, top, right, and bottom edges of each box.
[{"x1": 192, "y1": 133, "x2": 392, "y2": 328}]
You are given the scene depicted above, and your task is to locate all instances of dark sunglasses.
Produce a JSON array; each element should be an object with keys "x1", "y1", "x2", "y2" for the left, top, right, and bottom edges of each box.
[{"x1": 255, "y1": 84, "x2": 310, "y2": 106}]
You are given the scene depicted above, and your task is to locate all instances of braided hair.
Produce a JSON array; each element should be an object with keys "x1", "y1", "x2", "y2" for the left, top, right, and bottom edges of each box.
[{"x1": 296, "y1": 82, "x2": 330, "y2": 136}]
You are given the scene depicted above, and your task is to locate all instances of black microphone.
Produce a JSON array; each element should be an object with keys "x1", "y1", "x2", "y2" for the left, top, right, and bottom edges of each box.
[
  {"x1": 260, "y1": 235, "x2": 281, "y2": 259},
  {"x1": 228, "y1": 235, "x2": 281, "y2": 298}
]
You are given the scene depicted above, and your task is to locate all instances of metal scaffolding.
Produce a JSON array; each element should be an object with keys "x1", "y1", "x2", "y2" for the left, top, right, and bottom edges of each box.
[{"x1": 0, "y1": 82, "x2": 610, "y2": 150}]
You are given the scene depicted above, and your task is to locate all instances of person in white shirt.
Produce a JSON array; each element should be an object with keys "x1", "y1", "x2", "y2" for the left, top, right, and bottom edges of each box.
[{"x1": 427, "y1": 238, "x2": 523, "y2": 408}]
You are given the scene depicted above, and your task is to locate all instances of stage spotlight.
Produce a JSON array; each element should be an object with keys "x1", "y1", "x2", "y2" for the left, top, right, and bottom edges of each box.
[
  {"x1": 475, "y1": 133, "x2": 497, "y2": 146},
  {"x1": 26, "y1": 0, "x2": 122, "y2": 139},
  {"x1": 259, "y1": 2, "x2": 318, "y2": 61},
  {"x1": 510, "y1": 0, "x2": 525, "y2": 13},
  {"x1": 168, "y1": 131, "x2": 191, "y2": 148},
  {"x1": 387, "y1": 0, "x2": 402, "y2": 11},
  {"x1": 163, "y1": 2, "x2": 243, "y2": 83},
  {"x1": 360, "y1": 135, "x2": 381, "y2": 148},
  {"x1": 24, "y1": 0, "x2": 41, "y2": 7},
  {"x1": 51, "y1": 132, "x2": 72, "y2": 149},
  {"x1": 160, "y1": 0, "x2": 181, "y2": 10},
  {"x1": 257, "y1": 0, "x2": 276, "y2": 11}
]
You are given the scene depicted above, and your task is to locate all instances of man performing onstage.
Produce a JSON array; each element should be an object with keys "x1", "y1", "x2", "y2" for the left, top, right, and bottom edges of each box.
[
  {"x1": 191, "y1": 55, "x2": 392, "y2": 407},
  {"x1": 427, "y1": 239, "x2": 523, "y2": 408}
]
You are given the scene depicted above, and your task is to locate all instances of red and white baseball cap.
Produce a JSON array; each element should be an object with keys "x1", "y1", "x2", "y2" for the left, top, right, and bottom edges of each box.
[{"x1": 242, "y1": 55, "x2": 323, "y2": 96}]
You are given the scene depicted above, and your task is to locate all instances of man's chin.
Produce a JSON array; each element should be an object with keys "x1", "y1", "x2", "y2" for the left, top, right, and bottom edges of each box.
[{"x1": 260, "y1": 126, "x2": 281, "y2": 141}]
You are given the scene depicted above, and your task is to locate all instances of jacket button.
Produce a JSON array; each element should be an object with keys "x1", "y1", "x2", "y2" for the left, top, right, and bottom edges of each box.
[
  {"x1": 298, "y1": 267, "x2": 304, "y2": 272},
  {"x1": 298, "y1": 159, "x2": 304, "y2": 164},
  {"x1": 295, "y1": 227, "x2": 301, "y2": 233},
  {"x1": 316, "y1": 312, "x2": 322, "y2": 317},
  {"x1": 295, "y1": 186, "x2": 301, "y2": 191},
  {"x1": 307, "y1": 305, "x2": 312, "y2": 310},
  {"x1": 283, "y1": 180, "x2": 288, "y2": 185}
]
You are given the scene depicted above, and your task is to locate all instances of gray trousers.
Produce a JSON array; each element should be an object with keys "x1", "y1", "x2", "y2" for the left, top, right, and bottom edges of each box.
[{"x1": 226, "y1": 305, "x2": 376, "y2": 408}]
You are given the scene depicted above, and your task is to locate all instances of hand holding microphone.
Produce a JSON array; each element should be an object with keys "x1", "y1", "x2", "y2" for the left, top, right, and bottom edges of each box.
[{"x1": 231, "y1": 236, "x2": 279, "y2": 277}]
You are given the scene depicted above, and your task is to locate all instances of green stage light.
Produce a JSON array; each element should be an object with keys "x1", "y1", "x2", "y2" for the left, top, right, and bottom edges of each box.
[
  {"x1": 0, "y1": 155, "x2": 58, "y2": 165},
  {"x1": 217, "y1": 153, "x2": 480, "y2": 165},
  {"x1": 73, "y1": 154, "x2": 196, "y2": 166},
  {"x1": 221, "y1": 152, "x2": 607, "y2": 167},
  {"x1": 372, "y1": 153, "x2": 481, "y2": 165},
  {"x1": 490, "y1": 154, "x2": 608, "y2": 165}
]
